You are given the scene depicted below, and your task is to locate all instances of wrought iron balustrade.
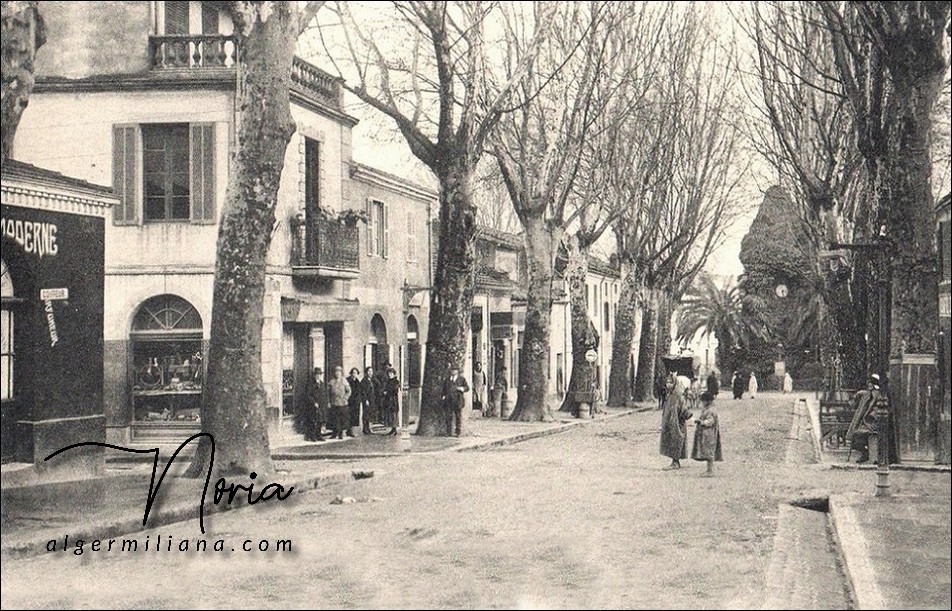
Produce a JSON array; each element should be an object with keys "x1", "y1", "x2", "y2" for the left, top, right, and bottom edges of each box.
[{"x1": 291, "y1": 215, "x2": 359, "y2": 277}]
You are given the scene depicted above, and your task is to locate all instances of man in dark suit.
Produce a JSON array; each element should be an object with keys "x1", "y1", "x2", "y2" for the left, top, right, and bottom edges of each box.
[
  {"x1": 360, "y1": 366, "x2": 378, "y2": 435},
  {"x1": 441, "y1": 364, "x2": 469, "y2": 437}
]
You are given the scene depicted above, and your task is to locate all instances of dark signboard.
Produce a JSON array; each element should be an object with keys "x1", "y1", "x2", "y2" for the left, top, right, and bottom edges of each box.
[{"x1": 1, "y1": 203, "x2": 105, "y2": 463}]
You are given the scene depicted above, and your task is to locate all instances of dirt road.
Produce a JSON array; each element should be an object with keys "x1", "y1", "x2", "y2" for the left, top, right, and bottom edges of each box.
[{"x1": 1, "y1": 394, "x2": 890, "y2": 609}]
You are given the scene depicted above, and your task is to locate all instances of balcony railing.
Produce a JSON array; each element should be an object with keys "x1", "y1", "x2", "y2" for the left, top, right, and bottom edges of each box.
[
  {"x1": 150, "y1": 35, "x2": 237, "y2": 69},
  {"x1": 291, "y1": 57, "x2": 342, "y2": 108},
  {"x1": 291, "y1": 215, "x2": 360, "y2": 279},
  {"x1": 149, "y1": 36, "x2": 341, "y2": 109}
]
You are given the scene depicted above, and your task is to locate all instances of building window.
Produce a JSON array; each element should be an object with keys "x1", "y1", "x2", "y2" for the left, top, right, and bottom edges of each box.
[
  {"x1": 407, "y1": 210, "x2": 417, "y2": 261},
  {"x1": 603, "y1": 302, "x2": 611, "y2": 332},
  {"x1": 114, "y1": 123, "x2": 216, "y2": 225},
  {"x1": 304, "y1": 137, "x2": 320, "y2": 211},
  {"x1": 143, "y1": 124, "x2": 190, "y2": 222},
  {"x1": 164, "y1": 0, "x2": 189, "y2": 35},
  {"x1": 0, "y1": 260, "x2": 13, "y2": 402},
  {"x1": 201, "y1": 3, "x2": 220, "y2": 34},
  {"x1": 367, "y1": 199, "x2": 388, "y2": 257},
  {"x1": 130, "y1": 294, "x2": 204, "y2": 423}
]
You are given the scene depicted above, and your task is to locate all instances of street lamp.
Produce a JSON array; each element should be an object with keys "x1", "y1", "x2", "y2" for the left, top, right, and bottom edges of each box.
[{"x1": 827, "y1": 233, "x2": 893, "y2": 497}]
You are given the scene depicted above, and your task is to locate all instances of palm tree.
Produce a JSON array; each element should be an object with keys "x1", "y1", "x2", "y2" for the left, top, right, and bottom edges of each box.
[{"x1": 676, "y1": 274, "x2": 767, "y2": 375}]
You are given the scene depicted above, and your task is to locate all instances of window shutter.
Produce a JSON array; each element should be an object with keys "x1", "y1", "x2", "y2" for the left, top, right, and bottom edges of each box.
[
  {"x1": 366, "y1": 198, "x2": 374, "y2": 256},
  {"x1": 189, "y1": 123, "x2": 216, "y2": 224},
  {"x1": 112, "y1": 125, "x2": 139, "y2": 225},
  {"x1": 382, "y1": 202, "x2": 389, "y2": 259},
  {"x1": 165, "y1": 1, "x2": 189, "y2": 35},
  {"x1": 407, "y1": 210, "x2": 415, "y2": 261}
]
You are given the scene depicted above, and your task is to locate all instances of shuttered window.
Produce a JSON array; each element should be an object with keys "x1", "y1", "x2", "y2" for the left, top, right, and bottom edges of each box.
[
  {"x1": 165, "y1": 1, "x2": 189, "y2": 35},
  {"x1": 190, "y1": 124, "x2": 216, "y2": 223},
  {"x1": 112, "y1": 125, "x2": 139, "y2": 224},
  {"x1": 367, "y1": 199, "x2": 388, "y2": 257},
  {"x1": 112, "y1": 123, "x2": 216, "y2": 225},
  {"x1": 407, "y1": 209, "x2": 416, "y2": 261}
]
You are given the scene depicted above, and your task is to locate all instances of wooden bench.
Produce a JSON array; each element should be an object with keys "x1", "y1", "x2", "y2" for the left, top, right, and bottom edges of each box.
[{"x1": 819, "y1": 390, "x2": 857, "y2": 449}]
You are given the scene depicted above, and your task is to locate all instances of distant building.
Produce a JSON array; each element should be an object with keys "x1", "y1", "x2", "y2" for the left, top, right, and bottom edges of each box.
[
  {"x1": 13, "y1": 1, "x2": 435, "y2": 443},
  {"x1": 1, "y1": 161, "x2": 117, "y2": 476}
]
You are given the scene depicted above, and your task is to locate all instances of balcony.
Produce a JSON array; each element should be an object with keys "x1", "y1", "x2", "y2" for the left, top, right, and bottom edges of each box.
[
  {"x1": 149, "y1": 35, "x2": 342, "y2": 109},
  {"x1": 291, "y1": 215, "x2": 360, "y2": 279}
]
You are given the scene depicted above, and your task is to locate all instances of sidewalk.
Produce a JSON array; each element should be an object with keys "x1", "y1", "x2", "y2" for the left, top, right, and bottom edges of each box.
[
  {"x1": 803, "y1": 396, "x2": 952, "y2": 610},
  {"x1": 0, "y1": 405, "x2": 642, "y2": 558}
]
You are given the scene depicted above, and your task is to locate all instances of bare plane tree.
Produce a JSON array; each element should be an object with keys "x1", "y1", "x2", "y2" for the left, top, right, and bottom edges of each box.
[
  {"x1": 187, "y1": 1, "x2": 327, "y2": 477},
  {"x1": 737, "y1": 1, "x2": 869, "y2": 390},
  {"x1": 316, "y1": 1, "x2": 555, "y2": 435},
  {"x1": 607, "y1": 6, "x2": 744, "y2": 406},
  {"x1": 489, "y1": 2, "x2": 664, "y2": 421}
]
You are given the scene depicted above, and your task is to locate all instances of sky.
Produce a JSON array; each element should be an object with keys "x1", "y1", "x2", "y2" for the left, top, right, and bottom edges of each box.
[{"x1": 300, "y1": 1, "x2": 950, "y2": 284}]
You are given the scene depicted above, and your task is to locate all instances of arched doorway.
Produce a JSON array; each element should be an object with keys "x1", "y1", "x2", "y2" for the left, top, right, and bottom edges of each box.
[
  {"x1": 368, "y1": 313, "x2": 389, "y2": 374},
  {"x1": 1, "y1": 259, "x2": 18, "y2": 463},
  {"x1": 130, "y1": 294, "x2": 204, "y2": 425}
]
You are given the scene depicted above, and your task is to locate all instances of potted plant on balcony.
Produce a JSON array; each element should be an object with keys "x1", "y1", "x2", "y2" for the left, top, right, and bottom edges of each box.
[{"x1": 291, "y1": 207, "x2": 368, "y2": 227}]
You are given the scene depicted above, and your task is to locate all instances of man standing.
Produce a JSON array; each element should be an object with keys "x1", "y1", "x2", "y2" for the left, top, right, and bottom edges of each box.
[
  {"x1": 309, "y1": 367, "x2": 329, "y2": 441},
  {"x1": 347, "y1": 368, "x2": 363, "y2": 435},
  {"x1": 706, "y1": 370, "x2": 719, "y2": 399},
  {"x1": 328, "y1": 366, "x2": 351, "y2": 439},
  {"x1": 473, "y1": 362, "x2": 487, "y2": 416},
  {"x1": 442, "y1": 365, "x2": 469, "y2": 437},
  {"x1": 361, "y1": 366, "x2": 378, "y2": 435},
  {"x1": 847, "y1": 374, "x2": 883, "y2": 463}
]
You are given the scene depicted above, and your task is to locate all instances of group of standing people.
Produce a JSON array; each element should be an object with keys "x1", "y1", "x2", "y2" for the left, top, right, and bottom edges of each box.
[
  {"x1": 660, "y1": 373, "x2": 723, "y2": 476},
  {"x1": 731, "y1": 370, "x2": 759, "y2": 400},
  {"x1": 295, "y1": 364, "x2": 401, "y2": 442}
]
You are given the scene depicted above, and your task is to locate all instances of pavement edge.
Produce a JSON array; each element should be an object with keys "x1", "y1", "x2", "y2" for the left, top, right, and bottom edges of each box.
[{"x1": 827, "y1": 494, "x2": 887, "y2": 610}]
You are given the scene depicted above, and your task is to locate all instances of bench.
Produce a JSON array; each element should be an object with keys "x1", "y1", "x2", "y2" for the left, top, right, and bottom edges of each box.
[{"x1": 819, "y1": 390, "x2": 857, "y2": 449}]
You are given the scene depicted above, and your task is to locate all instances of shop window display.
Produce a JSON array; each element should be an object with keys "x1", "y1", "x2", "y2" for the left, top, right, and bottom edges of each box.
[{"x1": 130, "y1": 295, "x2": 204, "y2": 422}]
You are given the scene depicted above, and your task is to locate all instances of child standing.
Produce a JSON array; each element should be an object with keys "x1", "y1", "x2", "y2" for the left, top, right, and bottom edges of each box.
[{"x1": 692, "y1": 391, "x2": 723, "y2": 476}]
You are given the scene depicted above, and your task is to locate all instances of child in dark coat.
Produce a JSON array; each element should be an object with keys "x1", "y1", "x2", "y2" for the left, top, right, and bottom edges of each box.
[{"x1": 692, "y1": 391, "x2": 723, "y2": 476}]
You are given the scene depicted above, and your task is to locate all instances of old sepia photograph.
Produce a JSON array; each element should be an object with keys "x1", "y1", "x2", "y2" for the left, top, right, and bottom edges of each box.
[{"x1": 1, "y1": 1, "x2": 950, "y2": 609}]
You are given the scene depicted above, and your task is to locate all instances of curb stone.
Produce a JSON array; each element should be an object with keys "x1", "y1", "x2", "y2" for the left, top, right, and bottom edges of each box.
[
  {"x1": 828, "y1": 494, "x2": 887, "y2": 610},
  {"x1": 458, "y1": 408, "x2": 641, "y2": 452}
]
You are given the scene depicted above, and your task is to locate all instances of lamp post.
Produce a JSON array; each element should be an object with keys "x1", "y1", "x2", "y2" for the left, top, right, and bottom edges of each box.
[{"x1": 828, "y1": 234, "x2": 893, "y2": 497}]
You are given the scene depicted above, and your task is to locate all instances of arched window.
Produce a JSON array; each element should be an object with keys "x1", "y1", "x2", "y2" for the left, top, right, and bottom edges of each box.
[
  {"x1": 130, "y1": 295, "x2": 204, "y2": 423},
  {"x1": 368, "y1": 313, "x2": 390, "y2": 373},
  {"x1": 1, "y1": 260, "x2": 14, "y2": 402}
]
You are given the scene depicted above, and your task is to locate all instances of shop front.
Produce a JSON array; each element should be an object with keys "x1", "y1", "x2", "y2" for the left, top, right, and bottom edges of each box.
[{"x1": 1, "y1": 161, "x2": 116, "y2": 475}]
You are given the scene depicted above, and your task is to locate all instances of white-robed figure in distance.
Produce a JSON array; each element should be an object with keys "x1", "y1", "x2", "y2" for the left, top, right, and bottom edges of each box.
[
  {"x1": 782, "y1": 372, "x2": 793, "y2": 394},
  {"x1": 748, "y1": 372, "x2": 758, "y2": 399}
]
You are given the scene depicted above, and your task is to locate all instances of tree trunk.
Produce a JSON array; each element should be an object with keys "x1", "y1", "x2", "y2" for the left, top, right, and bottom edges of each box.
[
  {"x1": 1, "y1": 1, "x2": 45, "y2": 164},
  {"x1": 558, "y1": 239, "x2": 596, "y2": 414},
  {"x1": 607, "y1": 263, "x2": 639, "y2": 407},
  {"x1": 186, "y1": 3, "x2": 298, "y2": 477},
  {"x1": 883, "y1": 78, "x2": 940, "y2": 359},
  {"x1": 415, "y1": 155, "x2": 478, "y2": 436},
  {"x1": 509, "y1": 213, "x2": 556, "y2": 422},
  {"x1": 633, "y1": 291, "x2": 658, "y2": 402},
  {"x1": 656, "y1": 291, "x2": 674, "y2": 363}
]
